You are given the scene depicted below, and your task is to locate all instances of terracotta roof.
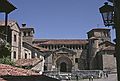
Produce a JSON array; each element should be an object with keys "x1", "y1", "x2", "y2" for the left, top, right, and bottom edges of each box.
[
  {"x1": 0, "y1": 64, "x2": 39, "y2": 76},
  {"x1": 15, "y1": 58, "x2": 43, "y2": 66},
  {"x1": 33, "y1": 45, "x2": 49, "y2": 51},
  {"x1": 0, "y1": 20, "x2": 16, "y2": 27},
  {"x1": 0, "y1": 78, "x2": 7, "y2": 81},
  {"x1": 33, "y1": 39, "x2": 88, "y2": 45}
]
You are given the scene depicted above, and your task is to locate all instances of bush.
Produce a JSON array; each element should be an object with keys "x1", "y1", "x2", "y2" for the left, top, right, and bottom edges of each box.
[
  {"x1": 0, "y1": 40, "x2": 11, "y2": 58},
  {"x1": 0, "y1": 56, "x2": 15, "y2": 66}
]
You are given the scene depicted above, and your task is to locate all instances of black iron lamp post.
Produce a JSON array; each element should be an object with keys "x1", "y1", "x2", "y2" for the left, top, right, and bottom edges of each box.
[
  {"x1": 0, "y1": 0, "x2": 17, "y2": 41},
  {"x1": 99, "y1": 1, "x2": 120, "y2": 81}
]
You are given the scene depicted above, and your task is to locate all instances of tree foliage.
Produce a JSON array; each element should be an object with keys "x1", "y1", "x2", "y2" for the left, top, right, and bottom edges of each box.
[
  {"x1": 0, "y1": 39, "x2": 14, "y2": 66},
  {"x1": 0, "y1": 56, "x2": 15, "y2": 66},
  {"x1": 0, "y1": 39, "x2": 11, "y2": 58}
]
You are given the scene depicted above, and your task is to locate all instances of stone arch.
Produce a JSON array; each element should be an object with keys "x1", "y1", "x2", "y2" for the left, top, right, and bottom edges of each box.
[{"x1": 56, "y1": 56, "x2": 72, "y2": 72}]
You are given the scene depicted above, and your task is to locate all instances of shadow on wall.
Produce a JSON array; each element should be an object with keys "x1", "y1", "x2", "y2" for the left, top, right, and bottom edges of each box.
[
  {"x1": 79, "y1": 50, "x2": 88, "y2": 70},
  {"x1": 1, "y1": 75, "x2": 60, "y2": 81}
]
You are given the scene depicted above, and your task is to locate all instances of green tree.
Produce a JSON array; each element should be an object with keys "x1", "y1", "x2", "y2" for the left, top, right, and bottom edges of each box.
[
  {"x1": 0, "y1": 40, "x2": 11, "y2": 58},
  {"x1": 0, "y1": 56, "x2": 15, "y2": 66}
]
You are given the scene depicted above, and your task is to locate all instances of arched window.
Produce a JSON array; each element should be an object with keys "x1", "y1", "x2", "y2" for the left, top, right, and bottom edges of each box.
[
  {"x1": 13, "y1": 51, "x2": 16, "y2": 59},
  {"x1": 14, "y1": 34, "x2": 16, "y2": 42},
  {"x1": 28, "y1": 32, "x2": 31, "y2": 36},
  {"x1": 25, "y1": 53, "x2": 27, "y2": 59}
]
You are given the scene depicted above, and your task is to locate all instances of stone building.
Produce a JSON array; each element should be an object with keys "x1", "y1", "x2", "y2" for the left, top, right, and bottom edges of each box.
[
  {"x1": 0, "y1": 20, "x2": 45, "y2": 73},
  {"x1": 33, "y1": 28, "x2": 116, "y2": 72},
  {"x1": 0, "y1": 20, "x2": 116, "y2": 73},
  {"x1": 33, "y1": 39, "x2": 88, "y2": 72},
  {"x1": 0, "y1": 20, "x2": 21, "y2": 61},
  {"x1": 87, "y1": 28, "x2": 116, "y2": 71}
]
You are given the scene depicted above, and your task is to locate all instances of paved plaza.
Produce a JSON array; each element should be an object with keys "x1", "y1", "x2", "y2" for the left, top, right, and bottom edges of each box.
[{"x1": 62, "y1": 74, "x2": 117, "y2": 81}]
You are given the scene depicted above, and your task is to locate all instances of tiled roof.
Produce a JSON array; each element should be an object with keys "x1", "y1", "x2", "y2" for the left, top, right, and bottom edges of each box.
[
  {"x1": 0, "y1": 20, "x2": 16, "y2": 27},
  {"x1": 0, "y1": 64, "x2": 39, "y2": 76},
  {"x1": 15, "y1": 58, "x2": 42, "y2": 66},
  {"x1": 33, "y1": 45, "x2": 49, "y2": 51},
  {"x1": 33, "y1": 39, "x2": 88, "y2": 45},
  {"x1": 0, "y1": 78, "x2": 7, "y2": 81}
]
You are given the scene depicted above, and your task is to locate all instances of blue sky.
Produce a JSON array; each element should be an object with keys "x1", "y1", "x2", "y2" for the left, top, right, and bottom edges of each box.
[{"x1": 0, "y1": 0, "x2": 115, "y2": 40}]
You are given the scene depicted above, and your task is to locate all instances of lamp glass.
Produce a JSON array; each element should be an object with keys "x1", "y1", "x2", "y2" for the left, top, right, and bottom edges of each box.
[{"x1": 102, "y1": 11, "x2": 114, "y2": 26}]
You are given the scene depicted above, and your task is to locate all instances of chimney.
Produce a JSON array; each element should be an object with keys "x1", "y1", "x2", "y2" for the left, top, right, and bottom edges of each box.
[{"x1": 22, "y1": 23, "x2": 26, "y2": 27}]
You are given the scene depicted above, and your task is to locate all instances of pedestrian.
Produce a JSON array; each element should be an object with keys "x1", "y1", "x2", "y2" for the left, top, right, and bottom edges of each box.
[
  {"x1": 104, "y1": 72, "x2": 107, "y2": 78},
  {"x1": 76, "y1": 74, "x2": 78, "y2": 81},
  {"x1": 89, "y1": 75, "x2": 94, "y2": 81},
  {"x1": 106, "y1": 73, "x2": 108, "y2": 78}
]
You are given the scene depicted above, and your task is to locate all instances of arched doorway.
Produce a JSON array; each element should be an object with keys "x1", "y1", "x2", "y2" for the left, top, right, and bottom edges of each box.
[
  {"x1": 44, "y1": 65, "x2": 47, "y2": 71},
  {"x1": 60, "y1": 62, "x2": 67, "y2": 72},
  {"x1": 56, "y1": 56, "x2": 72, "y2": 72}
]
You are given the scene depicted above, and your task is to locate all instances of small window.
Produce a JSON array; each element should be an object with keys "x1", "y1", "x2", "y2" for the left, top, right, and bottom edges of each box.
[
  {"x1": 75, "y1": 58, "x2": 78, "y2": 63},
  {"x1": 23, "y1": 32, "x2": 26, "y2": 36},
  {"x1": 25, "y1": 53, "x2": 27, "y2": 59},
  {"x1": 13, "y1": 51, "x2": 16, "y2": 59},
  {"x1": 14, "y1": 34, "x2": 16, "y2": 42},
  {"x1": 103, "y1": 32, "x2": 107, "y2": 37},
  {"x1": 28, "y1": 32, "x2": 31, "y2": 36},
  {"x1": 44, "y1": 65, "x2": 47, "y2": 71}
]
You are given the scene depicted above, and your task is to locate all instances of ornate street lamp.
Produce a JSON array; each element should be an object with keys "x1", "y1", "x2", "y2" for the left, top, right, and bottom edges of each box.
[
  {"x1": 99, "y1": 2, "x2": 114, "y2": 27},
  {"x1": 99, "y1": 1, "x2": 120, "y2": 81}
]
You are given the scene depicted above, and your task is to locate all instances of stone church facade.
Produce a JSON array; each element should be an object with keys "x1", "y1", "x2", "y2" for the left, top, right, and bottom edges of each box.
[
  {"x1": 33, "y1": 39, "x2": 88, "y2": 72},
  {"x1": 33, "y1": 28, "x2": 116, "y2": 72}
]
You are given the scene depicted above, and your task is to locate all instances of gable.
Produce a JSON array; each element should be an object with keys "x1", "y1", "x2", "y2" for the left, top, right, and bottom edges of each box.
[
  {"x1": 54, "y1": 47, "x2": 76, "y2": 54},
  {"x1": 0, "y1": 20, "x2": 20, "y2": 32},
  {"x1": 101, "y1": 46, "x2": 115, "y2": 51},
  {"x1": 23, "y1": 42, "x2": 44, "y2": 56},
  {"x1": 10, "y1": 22, "x2": 20, "y2": 32},
  {"x1": 99, "y1": 41, "x2": 115, "y2": 47},
  {"x1": 98, "y1": 41, "x2": 115, "y2": 54}
]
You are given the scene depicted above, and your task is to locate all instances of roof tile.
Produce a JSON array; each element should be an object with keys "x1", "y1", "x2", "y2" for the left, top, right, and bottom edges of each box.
[
  {"x1": 15, "y1": 58, "x2": 42, "y2": 66},
  {"x1": 0, "y1": 64, "x2": 39, "y2": 76},
  {"x1": 34, "y1": 39, "x2": 88, "y2": 45}
]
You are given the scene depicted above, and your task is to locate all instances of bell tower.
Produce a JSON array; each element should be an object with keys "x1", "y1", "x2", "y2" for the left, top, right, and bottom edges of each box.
[
  {"x1": 20, "y1": 23, "x2": 34, "y2": 44},
  {"x1": 87, "y1": 28, "x2": 111, "y2": 69},
  {"x1": 87, "y1": 28, "x2": 111, "y2": 42}
]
